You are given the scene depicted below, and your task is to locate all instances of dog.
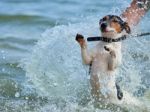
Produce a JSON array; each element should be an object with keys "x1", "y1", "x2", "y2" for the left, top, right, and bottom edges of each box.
[{"x1": 76, "y1": 15, "x2": 131, "y2": 102}]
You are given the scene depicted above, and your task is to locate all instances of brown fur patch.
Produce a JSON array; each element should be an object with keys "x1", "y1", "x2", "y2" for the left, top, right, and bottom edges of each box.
[{"x1": 110, "y1": 21, "x2": 122, "y2": 33}]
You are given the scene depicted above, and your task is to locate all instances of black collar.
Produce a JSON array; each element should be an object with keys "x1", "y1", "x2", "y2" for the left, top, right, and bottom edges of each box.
[{"x1": 87, "y1": 35, "x2": 127, "y2": 43}]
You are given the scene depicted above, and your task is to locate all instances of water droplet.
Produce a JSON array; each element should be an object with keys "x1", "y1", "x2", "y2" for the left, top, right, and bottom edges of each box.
[
  {"x1": 14, "y1": 84, "x2": 18, "y2": 88},
  {"x1": 2, "y1": 68, "x2": 5, "y2": 72},
  {"x1": 53, "y1": 83, "x2": 58, "y2": 87},
  {"x1": 15, "y1": 92, "x2": 20, "y2": 98},
  {"x1": 25, "y1": 97, "x2": 29, "y2": 100}
]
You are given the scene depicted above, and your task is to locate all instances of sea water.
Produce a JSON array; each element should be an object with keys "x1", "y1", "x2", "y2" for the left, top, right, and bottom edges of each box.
[{"x1": 0, "y1": 0, "x2": 150, "y2": 111}]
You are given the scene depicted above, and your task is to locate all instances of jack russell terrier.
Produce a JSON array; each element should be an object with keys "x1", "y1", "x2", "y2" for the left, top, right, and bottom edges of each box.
[{"x1": 76, "y1": 15, "x2": 131, "y2": 101}]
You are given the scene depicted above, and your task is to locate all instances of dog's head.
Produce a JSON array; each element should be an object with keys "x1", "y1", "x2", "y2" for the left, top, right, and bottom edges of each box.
[{"x1": 99, "y1": 15, "x2": 131, "y2": 38}]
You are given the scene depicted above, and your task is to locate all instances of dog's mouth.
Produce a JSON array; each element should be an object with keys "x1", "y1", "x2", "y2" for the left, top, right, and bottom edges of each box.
[
  {"x1": 100, "y1": 25, "x2": 115, "y2": 33},
  {"x1": 101, "y1": 29, "x2": 117, "y2": 39},
  {"x1": 103, "y1": 30, "x2": 114, "y2": 33},
  {"x1": 102, "y1": 29, "x2": 115, "y2": 33}
]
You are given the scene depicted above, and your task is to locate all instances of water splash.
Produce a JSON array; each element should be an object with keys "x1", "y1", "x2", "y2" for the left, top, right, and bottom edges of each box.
[
  {"x1": 22, "y1": 14, "x2": 150, "y2": 111},
  {"x1": 24, "y1": 17, "x2": 99, "y2": 100}
]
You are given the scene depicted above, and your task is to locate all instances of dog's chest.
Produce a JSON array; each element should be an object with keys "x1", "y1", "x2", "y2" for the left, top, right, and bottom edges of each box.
[
  {"x1": 92, "y1": 48, "x2": 110, "y2": 72},
  {"x1": 91, "y1": 42, "x2": 121, "y2": 73}
]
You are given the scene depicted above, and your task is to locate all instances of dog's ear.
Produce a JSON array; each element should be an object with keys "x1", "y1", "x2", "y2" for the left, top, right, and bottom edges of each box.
[{"x1": 124, "y1": 22, "x2": 131, "y2": 34}]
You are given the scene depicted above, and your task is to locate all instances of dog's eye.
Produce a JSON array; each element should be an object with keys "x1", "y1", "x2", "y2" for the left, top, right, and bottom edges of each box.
[
  {"x1": 112, "y1": 20, "x2": 118, "y2": 23},
  {"x1": 112, "y1": 18, "x2": 118, "y2": 23},
  {"x1": 103, "y1": 17, "x2": 107, "y2": 21}
]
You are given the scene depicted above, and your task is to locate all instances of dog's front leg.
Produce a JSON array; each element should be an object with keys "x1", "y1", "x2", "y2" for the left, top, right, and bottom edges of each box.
[
  {"x1": 108, "y1": 50, "x2": 117, "y2": 71},
  {"x1": 104, "y1": 46, "x2": 117, "y2": 71},
  {"x1": 76, "y1": 36, "x2": 92, "y2": 65},
  {"x1": 81, "y1": 46, "x2": 93, "y2": 65}
]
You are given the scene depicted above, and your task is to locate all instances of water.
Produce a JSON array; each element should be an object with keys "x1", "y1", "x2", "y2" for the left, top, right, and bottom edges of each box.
[{"x1": 0, "y1": 0, "x2": 150, "y2": 111}]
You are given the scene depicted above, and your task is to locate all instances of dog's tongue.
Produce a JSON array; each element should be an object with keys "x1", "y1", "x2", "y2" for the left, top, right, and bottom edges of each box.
[{"x1": 104, "y1": 28, "x2": 109, "y2": 32}]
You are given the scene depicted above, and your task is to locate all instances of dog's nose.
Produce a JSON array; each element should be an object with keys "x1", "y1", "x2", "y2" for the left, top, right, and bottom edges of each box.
[
  {"x1": 100, "y1": 23, "x2": 108, "y2": 32},
  {"x1": 101, "y1": 23, "x2": 107, "y2": 31}
]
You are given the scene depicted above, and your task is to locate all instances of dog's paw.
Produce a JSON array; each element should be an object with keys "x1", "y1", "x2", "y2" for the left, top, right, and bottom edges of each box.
[
  {"x1": 104, "y1": 45, "x2": 113, "y2": 52},
  {"x1": 76, "y1": 34, "x2": 86, "y2": 48},
  {"x1": 76, "y1": 34, "x2": 84, "y2": 42},
  {"x1": 110, "y1": 51, "x2": 116, "y2": 58},
  {"x1": 104, "y1": 46, "x2": 110, "y2": 51},
  {"x1": 104, "y1": 46, "x2": 116, "y2": 58}
]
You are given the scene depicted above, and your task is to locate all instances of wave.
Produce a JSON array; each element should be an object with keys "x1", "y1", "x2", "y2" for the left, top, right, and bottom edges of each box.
[
  {"x1": 0, "y1": 36, "x2": 36, "y2": 52},
  {"x1": 0, "y1": 14, "x2": 56, "y2": 26},
  {"x1": 23, "y1": 17, "x2": 99, "y2": 98}
]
